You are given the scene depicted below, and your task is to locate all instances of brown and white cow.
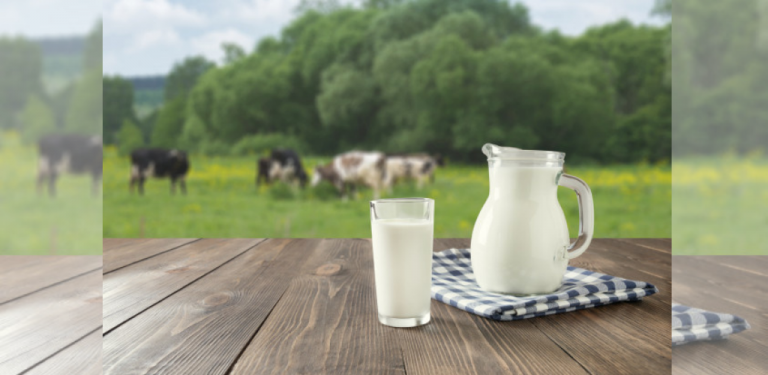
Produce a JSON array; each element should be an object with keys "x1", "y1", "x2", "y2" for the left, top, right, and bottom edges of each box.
[
  {"x1": 384, "y1": 153, "x2": 443, "y2": 190},
  {"x1": 311, "y1": 151, "x2": 387, "y2": 199}
]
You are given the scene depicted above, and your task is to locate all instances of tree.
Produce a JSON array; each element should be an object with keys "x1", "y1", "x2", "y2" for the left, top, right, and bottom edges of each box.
[
  {"x1": 0, "y1": 37, "x2": 43, "y2": 129},
  {"x1": 151, "y1": 97, "x2": 186, "y2": 148},
  {"x1": 20, "y1": 94, "x2": 55, "y2": 143},
  {"x1": 83, "y1": 21, "x2": 103, "y2": 72},
  {"x1": 222, "y1": 43, "x2": 246, "y2": 65},
  {"x1": 117, "y1": 120, "x2": 144, "y2": 156},
  {"x1": 103, "y1": 76, "x2": 136, "y2": 144},
  {"x1": 66, "y1": 70, "x2": 103, "y2": 136},
  {"x1": 164, "y1": 56, "x2": 215, "y2": 102}
]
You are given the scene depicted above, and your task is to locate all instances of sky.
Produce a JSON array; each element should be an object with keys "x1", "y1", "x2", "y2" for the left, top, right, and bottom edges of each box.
[{"x1": 0, "y1": 0, "x2": 666, "y2": 76}]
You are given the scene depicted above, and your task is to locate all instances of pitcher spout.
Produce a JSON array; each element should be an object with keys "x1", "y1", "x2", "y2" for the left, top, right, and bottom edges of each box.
[{"x1": 482, "y1": 143, "x2": 521, "y2": 160}]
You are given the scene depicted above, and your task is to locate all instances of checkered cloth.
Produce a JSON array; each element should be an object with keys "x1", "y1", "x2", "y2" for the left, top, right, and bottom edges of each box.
[
  {"x1": 672, "y1": 304, "x2": 751, "y2": 346},
  {"x1": 431, "y1": 248, "x2": 658, "y2": 321}
]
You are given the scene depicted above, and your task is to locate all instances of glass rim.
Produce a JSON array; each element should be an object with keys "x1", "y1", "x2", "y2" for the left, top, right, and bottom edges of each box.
[
  {"x1": 483, "y1": 143, "x2": 565, "y2": 161},
  {"x1": 370, "y1": 197, "x2": 434, "y2": 205},
  {"x1": 487, "y1": 149, "x2": 565, "y2": 161}
]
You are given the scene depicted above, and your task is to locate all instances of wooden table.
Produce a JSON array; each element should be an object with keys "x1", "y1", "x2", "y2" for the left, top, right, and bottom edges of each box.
[
  {"x1": 0, "y1": 256, "x2": 102, "y2": 374},
  {"x1": 672, "y1": 256, "x2": 768, "y2": 375},
  {"x1": 102, "y1": 238, "x2": 671, "y2": 375}
]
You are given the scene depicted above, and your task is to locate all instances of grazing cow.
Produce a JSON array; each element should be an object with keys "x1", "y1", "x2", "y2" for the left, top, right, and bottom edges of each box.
[
  {"x1": 256, "y1": 157, "x2": 276, "y2": 186},
  {"x1": 311, "y1": 151, "x2": 387, "y2": 199},
  {"x1": 384, "y1": 153, "x2": 443, "y2": 190},
  {"x1": 256, "y1": 149, "x2": 308, "y2": 188},
  {"x1": 271, "y1": 149, "x2": 308, "y2": 188},
  {"x1": 130, "y1": 148, "x2": 189, "y2": 195},
  {"x1": 37, "y1": 134, "x2": 103, "y2": 197}
]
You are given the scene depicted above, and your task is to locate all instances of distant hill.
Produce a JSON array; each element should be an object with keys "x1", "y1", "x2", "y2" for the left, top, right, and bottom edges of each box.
[
  {"x1": 35, "y1": 36, "x2": 85, "y2": 56},
  {"x1": 33, "y1": 36, "x2": 85, "y2": 93},
  {"x1": 127, "y1": 75, "x2": 166, "y2": 116}
]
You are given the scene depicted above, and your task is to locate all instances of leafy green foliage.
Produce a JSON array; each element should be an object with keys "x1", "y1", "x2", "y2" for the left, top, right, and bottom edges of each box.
[
  {"x1": 108, "y1": 0, "x2": 670, "y2": 163},
  {"x1": 65, "y1": 70, "x2": 103, "y2": 135},
  {"x1": 20, "y1": 94, "x2": 55, "y2": 143},
  {"x1": 117, "y1": 120, "x2": 144, "y2": 156},
  {"x1": 673, "y1": 0, "x2": 768, "y2": 155},
  {"x1": 103, "y1": 76, "x2": 136, "y2": 144},
  {"x1": 151, "y1": 96, "x2": 185, "y2": 148},
  {"x1": 164, "y1": 56, "x2": 215, "y2": 102},
  {"x1": 0, "y1": 37, "x2": 43, "y2": 129},
  {"x1": 231, "y1": 133, "x2": 306, "y2": 156}
]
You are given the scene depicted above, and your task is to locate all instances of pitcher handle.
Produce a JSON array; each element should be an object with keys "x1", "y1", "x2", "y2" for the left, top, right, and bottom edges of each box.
[{"x1": 558, "y1": 174, "x2": 594, "y2": 259}]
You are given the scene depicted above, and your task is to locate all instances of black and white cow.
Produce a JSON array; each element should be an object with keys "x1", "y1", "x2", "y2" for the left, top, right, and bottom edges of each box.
[
  {"x1": 130, "y1": 148, "x2": 190, "y2": 195},
  {"x1": 255, "y1": 148, "x2": 308, "y2": 188},
  {"x1": 37, "y1": 134, "x2": 103, "y2": 197}
]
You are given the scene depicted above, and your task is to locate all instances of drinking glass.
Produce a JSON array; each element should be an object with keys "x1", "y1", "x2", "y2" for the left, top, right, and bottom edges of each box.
[{"x1": 370, "y1": 198, "x2": 434, "y2": 328}]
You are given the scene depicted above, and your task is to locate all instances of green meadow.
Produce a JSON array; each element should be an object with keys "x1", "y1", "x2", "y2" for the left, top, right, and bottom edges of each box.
[
  {"x1": 103, "y1": 147, "x2": 671, "y2": 240},
  {"x1": 673, "y1": 156, "x2": 768, "y2": 255},
  {"x1": 0, "y1": 133, "x2": 102, "y2": 255}
]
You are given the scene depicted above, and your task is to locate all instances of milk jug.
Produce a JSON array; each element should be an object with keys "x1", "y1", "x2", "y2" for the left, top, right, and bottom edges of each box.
[{"x1": 471, "y1": 144, "x2": 594, "y2": 295}]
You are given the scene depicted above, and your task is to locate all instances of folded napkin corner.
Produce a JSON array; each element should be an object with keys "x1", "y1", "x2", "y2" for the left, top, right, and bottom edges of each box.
[{"x1": 431, "y1": 248, "x2": 658, "y2": 321}]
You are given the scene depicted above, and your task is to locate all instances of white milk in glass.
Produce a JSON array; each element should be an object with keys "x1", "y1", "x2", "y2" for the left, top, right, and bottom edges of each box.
[
  {"x1": 471, "y1": 165, "x2": 571, "y2": 294},
  {"x1": 371, "y1": 218, "x2": 433, "y2": 318}
]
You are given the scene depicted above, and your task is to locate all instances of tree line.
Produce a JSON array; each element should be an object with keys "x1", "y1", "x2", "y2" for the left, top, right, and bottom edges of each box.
[
  {"x1": 107, "y1": 0, "x2": 671, "y2": 164},
  {"x1": 0, "y1": 22, "x2": 102, "y2": 143}
]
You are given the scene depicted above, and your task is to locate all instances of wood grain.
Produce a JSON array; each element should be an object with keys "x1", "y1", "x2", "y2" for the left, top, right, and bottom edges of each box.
[
  {"x1": 101, "y1": 238, "x2": 672, "y2": 375},
  {"x1": 529, "y1": 239, "x2": 671, "y2": 375},
  {"x1": 103, "y1": 238, "x2": 198, "y2": 273},
  {"x1": 25, "y1": 329, "x2": 102, "y2": 375},
  {"x1": 103, "y1": 238, "x2": 264, "y2": 333},
  {"x1": 672, "y1": 256, "x2": 768, "y2": 375},
  {"x1": 102, "y1": 239, "x2": 320, "y2": 375},
  {"x1": 230, "y1": 238, "x2": 405, "y2": 375},
  {"x1": 0, "y1": 270, "x2": 102, "y2": 374},
  {"x1": 0, "y1": 256, "x2": 101, "y2": 304},
  {"x1": 391, "y1": 238, "x2": 590, "y2": 375}
]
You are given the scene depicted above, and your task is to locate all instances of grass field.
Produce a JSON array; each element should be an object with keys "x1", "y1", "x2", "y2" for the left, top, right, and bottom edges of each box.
[
  {"x1": 673, "y1": 156, "x2": 768, "y2": 255},
  {"x1": 0, "y1": 132, "x2": 102, "y2": 255},
  {"x1": 103, "y1": 147, "x2": 671, "y2": 240}
]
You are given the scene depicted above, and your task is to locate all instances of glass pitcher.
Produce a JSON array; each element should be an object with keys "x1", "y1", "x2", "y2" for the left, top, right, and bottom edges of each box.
[{"x1": 470, "y1": 144, "x2": 594, "y2": 295}]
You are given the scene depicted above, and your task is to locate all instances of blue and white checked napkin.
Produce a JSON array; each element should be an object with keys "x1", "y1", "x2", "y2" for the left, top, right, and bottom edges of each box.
[
  {"x1": 431, "y1": 248, "x2": 659, "y2": 321},
  {"x1": 672, "y1": 304, "x2": 751, "y2": 346}
]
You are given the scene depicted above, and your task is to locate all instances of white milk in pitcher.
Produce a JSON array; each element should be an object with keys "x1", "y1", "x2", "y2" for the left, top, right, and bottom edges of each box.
[
  {"x1": 471, "y1": 165, "x2": 571, "y2": 295},
  {"x1": 371, "y1": 218, "x2": 433, "y2": 318}
]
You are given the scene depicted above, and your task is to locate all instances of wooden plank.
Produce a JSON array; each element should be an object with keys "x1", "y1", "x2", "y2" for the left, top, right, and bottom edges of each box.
[
  {"x1": 528, "y1": 239, "x2": 671, "y2": 374},
  {"x1": 0, "y1": 270, "x2": 102, "y2": 374},
  {"x1": 103, "y1": 238, "x2": 198, "y2": 273},
  {"x1": 616, "y1": 238, "x2": 672, "y2": 254},
  {"x1": 103, "y1": 238, "x2": 265, "y2": 333},
  {"x1": 25, "y1": 329, "x2": 102, "y2": 375},
  {"x1": 102, "y1": 239, "x2": 320, "y2": 375},
  {"x1": 230, "y1": 238, "x2": 406, "y2": 375},
  {"x1": 672, "y1": 256, "x2": 768, "y2": 375},
  {"x1": 103, "y1": 238, "x2": 151, "y2": 252},
  {"x1": 386, "y1": 238, "x2": 589, "y2": 375},
  {"x1": 0, "y1": 256, "x2": 101, "y2": 304}
]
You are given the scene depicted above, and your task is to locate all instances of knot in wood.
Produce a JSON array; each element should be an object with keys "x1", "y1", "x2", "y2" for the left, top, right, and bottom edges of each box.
[
  {"x1": 202, "y1": 293, "x2": 231, "y2": 307},
  {"x1": 316, "y1": 263, "x2": 342, "y2": 276},
  {"x1": 166, "y1": 266, "x2": 191, "y2": 274}
]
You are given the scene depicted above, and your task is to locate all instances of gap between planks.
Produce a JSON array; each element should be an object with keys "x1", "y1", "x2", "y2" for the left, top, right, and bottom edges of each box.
[
  {"x1": 102, "y1": 238, "x2": 268, "y2": 336},
  {"x1": 223, "y1": 284, "x2": 291, "y2": 375},
  {"x1": 0, "y1": 266, "x2": 103, "y2": 307},
  {"x1": 103, "y1": 238, "x2": 202, "y2": 275},
  {"x1": 18, "y1": 326, "x2": 102, "y2": 375}
]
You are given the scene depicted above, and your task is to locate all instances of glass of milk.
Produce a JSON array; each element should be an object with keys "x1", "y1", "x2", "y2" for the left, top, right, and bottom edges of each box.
[{"x1": 370, "y1": 198, "x2": 434, "y2": 328}]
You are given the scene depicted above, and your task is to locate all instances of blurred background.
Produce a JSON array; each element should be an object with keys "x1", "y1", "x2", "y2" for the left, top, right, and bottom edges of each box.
[
  {"x1": 101, "y1": 0, "x2": 671, "y2": 239},
  {"x1": 0, "y1": 1, "x2": 102, "y2": 254},
  {"x1": 672, "y1": 0, "x2": 768, "y2": 255}
]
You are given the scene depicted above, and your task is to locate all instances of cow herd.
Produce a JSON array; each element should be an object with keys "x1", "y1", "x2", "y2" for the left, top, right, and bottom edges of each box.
[
  {"x1": 262, "y1": 149, "x2": 443, "y2": 199},
  {"x1": 35, "y1": 137, "x2": 442, "y2": 200}
]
